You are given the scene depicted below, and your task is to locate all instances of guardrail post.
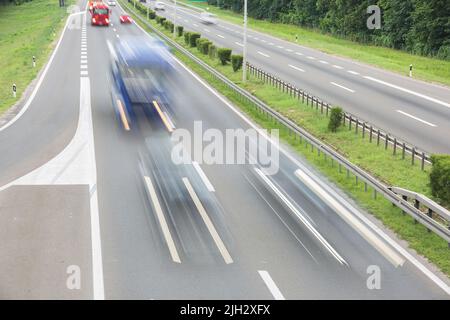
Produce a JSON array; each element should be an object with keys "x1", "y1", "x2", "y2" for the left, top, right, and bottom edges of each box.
[
  {"x1": 355, "y1": 119, "x2": 359, "y2": 134},
  {"x1": 414, "y1": 199, "x2": 420, "y2": 224},
  {"x1": 373, "y1": 189, "x2": 377, "y2": 199},
  {"x1": 421, "y1": 152, "x2": 425, "y2": 170},
  {"x1": 402, "y1": 195, "x2": 408, "y2": 215},
  {"x1": 364, "y1": 182, "x2": 367, "y2": 192},
  {"x1": 369, "y1": 126, "x2": 373, "y2": 143},
  {"x1": 402, "y1": 143, "x2": 406, "y2": 159},
  {"x1": 349, "y1": 116, "x2": 352, "y2": 130},
  {"x1": 412, "y1": 147, "x2": 416, "y2": 165},
  {"x1": 393, "y1": 138, "x2": 397, "y2": 155},
  {"x1": 326, "y1": 104, "x2": 329, "y2": 116},
  {"x1": 321, "y1": 101, "x2": 323, "y2": 114},
  {"x1": 362, "y1": 122, "x2": 366, "y2": 138},
  {"x1": 377, "y1": 130, "x2": 380, "y2": 146},
  {"x1": 346, "y1": 168, "x2": 350, "y2": 178},
  {"x1": 385, "y1": 134, "x2": 389, "y2": 150}
]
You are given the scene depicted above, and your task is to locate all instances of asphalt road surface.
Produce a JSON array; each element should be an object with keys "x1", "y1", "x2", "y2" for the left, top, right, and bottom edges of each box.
[
  {"x1": 150, "y1": 0, "x2": 450, "y2": 154},
  {"x1": 0, "y1": 0, "x2": 448, "y2": 299}
]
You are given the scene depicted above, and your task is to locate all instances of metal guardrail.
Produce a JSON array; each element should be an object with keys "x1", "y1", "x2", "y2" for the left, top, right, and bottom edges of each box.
[
  {"x1": 124, "y1": 2, "x2": 450, "y2": 246},
  {"x1": 247, "y1": 64, "x2": 431, "y2": 169}
]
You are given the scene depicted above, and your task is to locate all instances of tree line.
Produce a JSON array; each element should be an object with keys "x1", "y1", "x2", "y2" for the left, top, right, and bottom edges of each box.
[
  {"x1": 0, "y1": 0, "x2": 33, "y2": 5},
  {"x1": 207, "y1": 0, "x2": 450, "y2": 60}
]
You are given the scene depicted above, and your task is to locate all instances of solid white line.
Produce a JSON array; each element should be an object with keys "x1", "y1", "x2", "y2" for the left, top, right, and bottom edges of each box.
[
  {"x1": 288, "y1": 64, "x2": 305, "y2": 73},
  {"x1": 129, "y1": 10, "x2": 450, "y2": 295},
  {"x1": 254, "y1": 168, "x2": 347, "y2": 265},
  {"x1": 396, "y1": 110, "x2": 437, "y2": 127},
  {"x1": 182, "y1": 177, "x2": 233, "y2": 264},
  {"x1": 143, "y1": 176, "x2": 181, "y2": 263},
  {"x1": 257, "y1": 51, "x2": 270, "y2": 58},
  {"x1": 258, "y1": 271, "x2": 285, "y2": 300},
  {"x1": 365, "y1": 76, "x2": 450, "y2": 109},
  {"x1": 192, "y1": 161, "x2": 215, "y2": 192},
  {"x1": 216, "y1": 34, "x2": 225, "y2": 39},
  {"x1": 347, "y1": 70, "x2": 360, "y2": 75},
  {"x1": 333, "y1": 65, "x2": 343, "y2": 69},
  {"x1": 235, "y1": 42, "x2": 243, "y2": 47},
  {"x1": 295, "y1": 169, "x2": 405, "y2": 268},
  {"x1": 330, "y1": 81, "x2": 355, "y2": 93},
  {"x1": 81, "y1": 77, "x2": 105, "y2": 300},
  {"x1": 0, "y1": 12, "x2": 75, "y2": 132}
]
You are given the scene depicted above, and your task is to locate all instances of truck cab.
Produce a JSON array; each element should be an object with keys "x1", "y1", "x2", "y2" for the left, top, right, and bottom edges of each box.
[{"x1": 91, "y1": 3, "x2": 110, "y2": 26}]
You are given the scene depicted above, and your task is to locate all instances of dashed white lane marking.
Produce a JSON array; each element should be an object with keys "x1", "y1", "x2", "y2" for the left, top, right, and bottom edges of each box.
[
  {"x1": 216, "y1": 34, "x2": 225, "y2": 39},
  {"x1": 365, "y1": 76, "x2": 450, "y2": 109},
  {"x1": 333, "y1": 65, "x2": 344, "y2": 69},
  {"x1": 143, "y1": 176, "x2": 181, "y2": 264},
  {"x1": 182, "y1": 177, "x2": 233, "y2": 264},
  {"x1": 258, "y1": 271, "x2": 285, "y2": 300},
  {"x1": 235, "y1": 42, "x2": 243, "y2": 47},
  {"x1": 204, "y1": 28, "x2": 210, "y2": 33},
  {"x1": 113, "y1": 28, "x2": 117, "y2": 32},
  {"x1": 80, "y1": 65, "x2": 87, "y2": 69},
  {"x1": 289, "y1": 64, "x2": 305, "y2": 72},
  {"x1": 295, "y1": 52, "x2": 303, "y2": 56},
  {"x1": 307, "y1": 56, "x2": 316, "y2": 60},
  {"x1": 330, "y1": 81, "x2": 355, "y2": 93},
  {"x1": 116, "y1": 34, "x2": 120, "y2": 38},
  {"x1": 286, "y1": 49, "x2": 293, "y2": 52},
  {"x1": 261, "y1": 39, "x2": 266, "y2": 43},
  {"x1": 184, "y1": 19, "x2": 189, "y2": 23},
  {"x1": 276, "y1": 45, "x2": 284, "y2": 49},
  {"x1": 347, "y1": 70, "x2": 360, "y2": 75},
  {"x1": 192, "y1": 161, "x2": 215, "y2": 192},
  {"x1": 81, "y1": 59, "x2": 87, "y2": 64},
  {"x1": 193, "y1": 23, "x2": 198, "y2": 27},
  {"x1": 268, "y1": 42, "x2": 274, "y2": 45},
  {"x1": 258, "y1": 51, "x2": 270, "y2": 58},
  {"x1": 81, "y1": 55, "x2": 87, "y2": 59},
  {"x1": 396, "y1": 110, "x2": 437, "y2": 127},
  {"x1": 80, "y1": 70, "x2": 88, "y2": 76},
  {"x1": 319, "y1": 60, "x2": 329, "y2": 64}
]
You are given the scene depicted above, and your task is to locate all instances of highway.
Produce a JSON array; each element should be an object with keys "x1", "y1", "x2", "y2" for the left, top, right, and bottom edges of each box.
[
  {"x1": 0, "y1": 0, "x2": 448, "y2": 299},
  {"x1": 150, "y1": 0, "x2": 450, "y2": 154}
]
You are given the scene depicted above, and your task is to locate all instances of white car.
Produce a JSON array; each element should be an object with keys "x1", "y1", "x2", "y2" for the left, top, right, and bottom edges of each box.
[
  {"x1": 154, "y1": 1, "x2": 165, "y2": 10},
  {"x1": 107, "y1": 0, "x2": 116, "y2": 6},
  {"x1": 200, "y1": 12, "x2": 217, "y2": 24}
]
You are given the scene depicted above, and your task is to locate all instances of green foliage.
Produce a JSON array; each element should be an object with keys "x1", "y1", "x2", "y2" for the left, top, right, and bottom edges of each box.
[
  {"x1": 189, "y1": 32, "x2": 200, "y2": 47},
  {"x1": 184, "y1": 31, "x2": 191, "y2": 45},
  {"x1": 198, "y1": 39, "x2": 211, "y2": 54},
  {"x1": 430, "y1": 155, "x2": 450, "y2": 206},
  {"x1": 231, "y1": 54, "x2": 243, "y2": 71},
  {"x1": 217, "y1": 48, "x2": 232, "y2": 65},
  {"x1": 176, "y1": 25, "x2": 183, "y2": 37},
  {"x1": 328, "y1": 107, "x2": 343, "y2": 132},
  {"x1": 208, "y1": 43, "x2": 217, "y2": 59}
]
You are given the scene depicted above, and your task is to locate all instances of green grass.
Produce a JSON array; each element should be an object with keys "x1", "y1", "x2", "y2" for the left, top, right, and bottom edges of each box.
[
  {"x1": 123, "y1": 0, "x2": 450, "y2": 278},
  {"x1": 177, "y1": 0, "x2": 450, "y2": 87},
  {"x1": 0, "y1": 0, "x2": 72, "y2": 115}
]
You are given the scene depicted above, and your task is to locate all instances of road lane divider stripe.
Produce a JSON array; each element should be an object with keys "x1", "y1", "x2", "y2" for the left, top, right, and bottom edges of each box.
[
  {"x1": 235, "y1": 42, "x2": 244, "y2": 47},
  {"x1": 257, "y1": 51, "x2": 270, "y2": 58},
  {"x1": 319, "y1": 60, "x2": 329, "y2": 64},
  {"x1": 192, "y1": 161, "x2": 215, "y2": 192},
  {"x1": 347, "y1": 70, "x2": 360, "y2": 75},
  {"x1": 254, "y1": 168, "x2": 348, "y2": 266},
  {"x1": 116, "y1": 99, "x2": 130, "y2": 131},
  {"x1": 396, "y1": 110, "x2": 437, "y2": 127},
  {"x1": 216, "y1": 34, "x2": 225, "y2": 39},
  {"x1": 364, "y1": 76, "x2": 450, "y2": 109},
  {"x1": 258, "y1": 271, "x2": 285, "y2": 300},
  {"x1": 144, "y1": 176, "x2": 181, "y2": 263},
  {"x1": 152, "y1": 100, "x2": 174, "y2": 133},
  {"x1": 333, "y1": 65, "x2": 343, "y2": 69},
  {"x1": 288, "y1": 64, "x2": 305, "y2": 73},
  {"x1": 295, "y1": 52, "x2": 303, "y2": 56},
  {"x1": 182, "y1": 177, "x2": 233, "y2": 264},
  {"x1": 307, "y1": 56, "x2": 316, "y2": 60},
  {"x1": 330, "y1": 81, "x2": 355, "y2": 93},
  {"x1": 294, "y1": 169, "x2": 405, "y2": 267}
]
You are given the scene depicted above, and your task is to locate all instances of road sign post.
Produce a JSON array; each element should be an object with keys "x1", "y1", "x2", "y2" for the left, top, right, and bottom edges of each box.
[
  {"x1": 32, "y1": 56, "x2": 36, "y2": 68},
  {"x1": 242, "y1": 0, "x2": 248, "y2": 82},
  {"x1": 409, "y1": 64, "x2": 413, "y2": 77}
]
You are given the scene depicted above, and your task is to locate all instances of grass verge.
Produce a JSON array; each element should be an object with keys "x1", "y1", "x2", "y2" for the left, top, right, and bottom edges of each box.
[
  {"x1": 176, "y1": 0, "x2": 450, "y2": 87},
  {"x1": 122, "y1": 0, "x2": 450, "y2": 277},
  {"x1": 0, "y1": 0, "x2": 73, "y2": 115}
]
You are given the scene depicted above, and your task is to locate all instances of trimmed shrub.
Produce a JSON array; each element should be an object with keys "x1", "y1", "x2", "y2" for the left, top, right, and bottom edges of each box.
[
  {"x1": 159, "y1": 17, "x2": 166, "y2": 25},
  {"x1": 328, "y1": 107, "x2": 343, "y2": 132},
  {"x1": 189, "y1": 33, "x2": 201, "y2": 47},
  {"x1": 217, "y1": 48, "x2": 232, "y2": 65},
  {"x1": 231, "y1": 54, "x2": 243, "y2": 71},
  {"x1": 148, "y1": 10, "x2": 156, "y2": 19},
  {"x1": 196, "y1": 38, "x2": 203, "y2": 51},
  {"x1": 202, "y1": 41, "x2": 212, "y2": 55},
  {"x1": 184, "y1": 32, "x2": 191, "y2": 45},
  {"x1": 430, "y1": 155, "x2": 450, "y2": 206},
  {"x1": 176, "y1": 25, "x2": 184, "y2": 37},
  {"x1": 208, "y1": 44, "x2": 217, "y2": 59}
]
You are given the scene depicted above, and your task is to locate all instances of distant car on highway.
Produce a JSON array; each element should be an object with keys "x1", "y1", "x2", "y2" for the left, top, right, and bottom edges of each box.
[
  {"x1": 119, "y1": 15, "x2": 133, "y2": 24},
  {"x1": 107, "y1": 0, "x2": 116, "y2": 6},
  {"x1": 199, "y1": 12, "x2": 217, "y2": 24},
  {"x1": 154, "y1": 1, "x2": 165, "y2": 10}
]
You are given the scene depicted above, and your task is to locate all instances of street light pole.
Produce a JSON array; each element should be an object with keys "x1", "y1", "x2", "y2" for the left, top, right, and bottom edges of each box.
[
  {"x1": 173, "y1": 0, "x2": 178, "y2": 38},
  {"x1": 242, "y1": 0, "x2": 248, "y2": 82}
]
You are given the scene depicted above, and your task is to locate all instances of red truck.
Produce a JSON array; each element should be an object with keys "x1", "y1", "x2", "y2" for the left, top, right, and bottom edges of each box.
[{"x1": 91, "y1": 3, "x2": 110, "y2": 26}]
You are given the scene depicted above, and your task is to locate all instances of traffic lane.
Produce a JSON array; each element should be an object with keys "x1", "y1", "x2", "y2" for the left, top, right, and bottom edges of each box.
[
  {"x1": 161, "y1": 0, "x2": 450, "y2": 103},
  {"x1": 0, "y1": 185, "x2": 93, "y2": 299},
  {"x1": 88, "y1": 17, "x2": 277, "y2": 299},
  {"x1": 164, "y1": 63, "x2": 446, "y2": 298},
  {"x1": 0, "y1": 13, "x2": 82, "y2": 187}
]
